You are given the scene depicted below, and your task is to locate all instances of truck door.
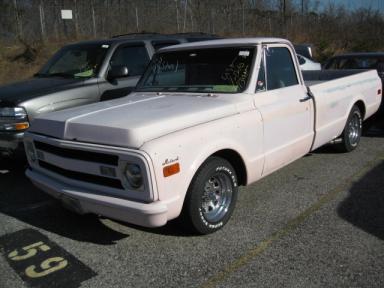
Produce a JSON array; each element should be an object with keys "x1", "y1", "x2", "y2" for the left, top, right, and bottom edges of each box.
[
  {"x1": 99, "y1": 43, "x2": 150, "y2": 101},
  {"x1": 254, "y1": 45, "x2": 314, "y2": 176}
]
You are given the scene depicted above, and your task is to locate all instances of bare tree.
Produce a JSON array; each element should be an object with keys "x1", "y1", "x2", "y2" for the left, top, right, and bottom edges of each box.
[{"x1": 1, "y1": 0, "x2": 384, "y2": 61}]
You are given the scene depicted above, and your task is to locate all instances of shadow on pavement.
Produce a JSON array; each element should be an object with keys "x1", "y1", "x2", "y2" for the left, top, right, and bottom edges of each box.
[
  {"x1": 363, "y1": 117, "x2": 384, "y2": 138},
  {"x1": 0, "y1": 156, "x2": 128, "y2": 245},
  {"x1": 311, "y1": 119, "x2": 384, "y2": 155},
  {"x1": 0, "y1": 156, "x2": 49, "y2": 207},
  {"x1": 338, "y1": 160, "x2": 384, "y2": 240}
]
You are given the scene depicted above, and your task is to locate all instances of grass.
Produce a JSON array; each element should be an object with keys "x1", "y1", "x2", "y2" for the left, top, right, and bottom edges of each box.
[{"x1": 0, "y1": 41, "x2": 63, "y2": 85}]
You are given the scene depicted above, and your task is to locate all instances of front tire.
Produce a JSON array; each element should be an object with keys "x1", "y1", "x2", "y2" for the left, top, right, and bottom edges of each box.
[
  {"x1": 181, "y1": 157, "x2": 238, "y2": 235},
  {"x1": 336, "y1": 105, "x2": 362, "y2": 152}
]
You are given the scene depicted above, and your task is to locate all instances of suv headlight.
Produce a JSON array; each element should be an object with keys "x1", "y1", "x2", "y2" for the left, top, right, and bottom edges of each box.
[
  {"x1": 0, "y1": 107, "x2": 27, "y2": 118},
  {"x1": 0, "y1": 107, "x2": 29, "y2": 131},
  {"x1": 0, "y1": 122, "x2": 29, "y2": 131},
  {"x1": 122, "y1": 163, "x2": 144, "y2": 190}
]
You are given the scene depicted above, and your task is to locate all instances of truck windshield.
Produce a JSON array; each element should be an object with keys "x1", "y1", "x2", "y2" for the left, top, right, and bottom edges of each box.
[
  {"x1": 136, "y1": 47, "x2": 255, "y2": 93},
  {"x1": 37, "y1": 44, "x2": 109, "y2": 78}
]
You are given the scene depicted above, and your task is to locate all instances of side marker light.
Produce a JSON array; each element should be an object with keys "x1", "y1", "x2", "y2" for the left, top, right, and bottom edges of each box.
[{"x1": 163, "y1": 163, "x2": 180, "y2": 177}]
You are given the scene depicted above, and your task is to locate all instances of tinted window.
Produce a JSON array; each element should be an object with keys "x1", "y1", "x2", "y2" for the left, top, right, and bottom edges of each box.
[
  {"x1": 325, "y1": 59, "x2": 340, "y2": 69},
  {"x1": 40, "y1": 44, "x2": 109, "y2": 78},
  {"x1": 152, "y1": 41, "x2": 180, "y2": 51},
  {"x1": 110, "y1": 45, "x2": 150, "y2": 76},
  {"x1": 326, "y1": 57, "x2": 380, "y2": 70},
  {"x1": 266, "y1": 47, "x2": 298, "y2": 90}
]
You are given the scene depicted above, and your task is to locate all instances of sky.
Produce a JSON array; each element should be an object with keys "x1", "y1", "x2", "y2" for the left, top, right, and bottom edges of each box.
[{"x1": 324, "y1": 0, "x2": 384, "y2": 11}]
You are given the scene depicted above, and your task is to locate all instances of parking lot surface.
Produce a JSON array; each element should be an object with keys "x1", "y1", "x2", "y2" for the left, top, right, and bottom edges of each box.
[{"x1": 0, "y1": 127, "x2": 383, "y2": 288}]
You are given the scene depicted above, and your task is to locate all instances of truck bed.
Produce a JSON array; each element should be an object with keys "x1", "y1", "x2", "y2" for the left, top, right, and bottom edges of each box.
[
  {"x1": 303, "y1": 69, "x2": 381, "y2": 151},
  {"x1": 303, "y1": 69, "x2": 369, "y2": 86}
]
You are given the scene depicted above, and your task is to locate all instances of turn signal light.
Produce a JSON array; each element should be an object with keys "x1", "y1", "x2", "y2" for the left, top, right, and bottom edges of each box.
[
  {"x1": 163, "y1": 163, "x2": 180, "y2": 177},
  {"x1": 15, "y1": 122, "x2": 30, "y2": 130},
  {"x1": 0, "y1": 122, "x2": 29, "y2": 131}
]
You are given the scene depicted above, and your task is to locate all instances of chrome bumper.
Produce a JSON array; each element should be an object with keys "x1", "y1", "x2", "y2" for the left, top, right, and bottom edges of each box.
[{"x1": 26, "y1": 168, "x2": 169, "y2": 228}]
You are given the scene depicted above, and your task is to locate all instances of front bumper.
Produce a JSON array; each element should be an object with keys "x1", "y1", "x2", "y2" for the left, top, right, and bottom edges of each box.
[
  {"x1": 0, "y1": 131, "x2": 25, "y2": 152},
  {"x1": 26, "y1": 168, "x2": 169, "y2": 228}
]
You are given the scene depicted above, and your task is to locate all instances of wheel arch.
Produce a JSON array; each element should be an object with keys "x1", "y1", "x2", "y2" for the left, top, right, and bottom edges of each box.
[
  {"x1": 354, "y1": 100, "x2": 366, "y2": 119},
  {"x1": 181, "y1": 146, "x2": 249, "y2": 203},
  {"x1": 211, "y1": 149, "x2": 248, "y2": 186}
]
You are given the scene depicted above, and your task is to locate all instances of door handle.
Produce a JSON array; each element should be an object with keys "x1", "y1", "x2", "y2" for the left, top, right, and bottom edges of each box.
[{"x1": 299, "y1": 95, "x2": 312, "y2": 102}]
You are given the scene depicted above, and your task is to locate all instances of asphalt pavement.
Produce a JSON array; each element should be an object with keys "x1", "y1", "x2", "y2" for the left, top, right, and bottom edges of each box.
[{"x1": 0, "y1": 126, "x2": 383, "y2": 288}]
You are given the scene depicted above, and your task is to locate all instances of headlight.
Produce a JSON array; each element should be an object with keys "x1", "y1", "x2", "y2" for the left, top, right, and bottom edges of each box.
[
  {"x1": 0, "y1": 122, "x2": 29, "y2": 131},
  {"x1": 0, "y1": 107, "x2": 29, "y2": 131},
  {"x1": 0, "y1": 107, "x2": 27, "y2": 118},
  {"x1": 122, "y1": 163, "x2": 143, "y2": 190}
]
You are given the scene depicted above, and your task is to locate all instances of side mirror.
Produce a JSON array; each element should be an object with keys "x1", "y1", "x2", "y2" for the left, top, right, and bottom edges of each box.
[{"x1": 108, "y1": 65, "x2": 129, "y2": 80}]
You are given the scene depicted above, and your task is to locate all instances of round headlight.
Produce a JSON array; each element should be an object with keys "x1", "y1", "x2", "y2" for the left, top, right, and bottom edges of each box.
[{"x1": 124, "y1": 163, "x2": 143, "y2": 189}]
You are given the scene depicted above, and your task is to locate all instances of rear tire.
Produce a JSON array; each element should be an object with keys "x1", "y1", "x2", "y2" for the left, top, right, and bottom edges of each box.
[
  {"x1": 336, "y1": 105, "x2": 362, "y2": 152},
  {"x1": 181, "y1": 157, "x2": 238, "y2": 235}
]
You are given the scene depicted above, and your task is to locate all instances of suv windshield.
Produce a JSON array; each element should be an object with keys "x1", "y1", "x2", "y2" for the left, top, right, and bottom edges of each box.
[
  {"x1": 136, "y1": 47, "x2": 255, "y2": 93},
  {"x1": 37, "y1": 44, "x2": 109, "y2": 78}
]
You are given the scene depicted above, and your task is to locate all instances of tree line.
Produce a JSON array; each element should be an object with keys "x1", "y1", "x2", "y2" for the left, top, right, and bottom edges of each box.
[{"x1": 1, "y1": 0, "x2": 384, "y2": 61}]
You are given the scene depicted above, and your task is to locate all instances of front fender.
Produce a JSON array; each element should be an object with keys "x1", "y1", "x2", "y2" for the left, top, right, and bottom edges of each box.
[{"x1": 141, "y1": 110, "x2": 263, "y2": 221}]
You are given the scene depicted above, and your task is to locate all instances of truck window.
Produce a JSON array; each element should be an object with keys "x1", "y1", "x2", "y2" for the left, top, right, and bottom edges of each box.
[
  {"x1": 266, "y1": 47, "x2": 298, "y2": 90},
  {"x1": 110, "y1": 45, "x2": 150, "y2": 76}
]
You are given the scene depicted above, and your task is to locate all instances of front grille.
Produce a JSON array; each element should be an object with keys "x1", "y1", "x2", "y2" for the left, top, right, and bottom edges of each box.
[
  {"x1": 34, "y1": 141, "x2": 119, "y2": 166},
  {"x1": 39, "y1": 160, "x2": 124, "y2": 190}
]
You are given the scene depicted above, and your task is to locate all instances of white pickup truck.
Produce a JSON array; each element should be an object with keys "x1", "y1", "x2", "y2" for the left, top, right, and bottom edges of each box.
[{"x1": 24, "y1": 38, "x2": 382, "y2": 234}]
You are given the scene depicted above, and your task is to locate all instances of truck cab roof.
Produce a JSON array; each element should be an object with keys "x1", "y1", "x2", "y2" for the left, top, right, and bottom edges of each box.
[{"x1": 158, "y1": 37, "x2": 292, "y2": 52}]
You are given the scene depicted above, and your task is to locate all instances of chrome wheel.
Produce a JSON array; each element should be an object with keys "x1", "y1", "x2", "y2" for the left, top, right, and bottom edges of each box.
[
  {"x1": 348, "y1": 112, "x2": 361, "y2": 147},
  {"x1": 336, "y1": 105, "x2": 362, "y2": 153},
  {"x1": 201, "y1": 173, "x2": 233, "y2": 222},
  {"x1": 182, "y1": 157, "x2": 238, "y2": 234}
]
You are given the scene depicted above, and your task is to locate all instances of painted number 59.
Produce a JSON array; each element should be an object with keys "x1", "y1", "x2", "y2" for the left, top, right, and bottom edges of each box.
[{"x1": 7, "y1": 241, "x2": 68, "y2": 278}]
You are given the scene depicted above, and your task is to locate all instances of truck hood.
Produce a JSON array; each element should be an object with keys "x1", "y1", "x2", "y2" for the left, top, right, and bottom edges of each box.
[
  {"x1": 30, "y1": 93, "x2": 248, "y2": 148},
  {"x1": 0, "y1": 77, "x2": 85, "y2": 107}
]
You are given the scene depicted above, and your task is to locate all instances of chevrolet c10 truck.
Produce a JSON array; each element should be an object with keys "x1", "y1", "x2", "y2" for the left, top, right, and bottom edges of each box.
[{"x1": 24, "y1": 38, "x2": 382, "y2": 234}]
